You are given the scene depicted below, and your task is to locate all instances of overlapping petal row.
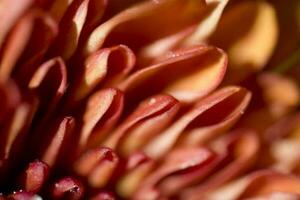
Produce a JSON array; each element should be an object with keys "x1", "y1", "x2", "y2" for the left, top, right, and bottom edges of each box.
[{"x1": 0, "y1": 0, "x2": 300, "y2": 199}]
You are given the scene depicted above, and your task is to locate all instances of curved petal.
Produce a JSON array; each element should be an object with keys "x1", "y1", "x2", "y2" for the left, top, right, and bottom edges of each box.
[
  {"x1": 119, "y1": 45, "x2": 227, "y2": 104},
  {"x1": 14, "y1": 10, "x2": 58, "y2": 85},
  {"x1": 210, "y1": 1, "x2": 278, "y2": 83},
  {"x1": 74, "y1": 147, "x2": 119, "y2": 188},
  {"x1": 78, "y1": 88, "x2": 124, "y2": 150},
  {"x1": 72, "y1": 45, "x2": 135, "y2": 102},
  {"x1": 133, "y1": 147, "x2": 215, "y2": 200},
  {"x1": 238, "y1": 170, "x2": 300, "y2": 199},
  {"x1": 182, "y1": 129, "x2": 260, "y2": 199},
  {"x1": 0, "y1": 100, "x2": 37, "y2": 172},
  {"x1": 28, "y1": 57, "x2": 67, "y2": 125},
  {"x1": 0, "y1": 9, "x2": 58, "y2": 82},
  {"x1": 179, "y1": 87, "x2": 251, "y2": 147},
  {"x1": 102, "y1": 94, "x2": 179, "y2": 155},
  {"x1": 116, "y1": 152, "x2": 155, "y2": 198},
  {"x1": 37, "y1": 117, "x2": 75, "y2": 167},
  {"x1": 144, "y1": 86, "x2": 249, "y2": 159},
  {"x1": 49, "y1": 0, "x2": 107, "y2": 60},
  {"x1": 84, "y1": 0, "x2": 211, "y2": 55}
]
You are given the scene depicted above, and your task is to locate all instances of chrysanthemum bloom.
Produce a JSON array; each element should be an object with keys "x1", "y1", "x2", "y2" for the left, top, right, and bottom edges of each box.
[{"x1": 0, "y1": 0, "x2": 300, "y2": 199}]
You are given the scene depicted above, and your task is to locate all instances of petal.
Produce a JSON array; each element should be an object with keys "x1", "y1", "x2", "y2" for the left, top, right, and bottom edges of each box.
[
  {"x1": 28, "y1": 57, "x2": 67, "y2": 126},
  {"x1": 74, "y1": 147, "x2": 119, "y2": 188},
  {"x1": 133, "y1": 147, "x2": 214, "y2": 200},
  {"x1": 49, "y1": 0, "x2": 107, "y2": 60},
  {"x1": 210, "y1": 1, "x2": 278, "y2": 82},
  {"x1": 182, "y1": 129, "x2": 260, "y2": 199},
  {"x1": 78, "y1": 88, "x2": 123, "y2": 150},
  {"x1": 139, "y1": 0, "x2": 229, "y2": 65},
  {"x1": 0, "y1": 101, "x2": 36, "y2": 166},
  {"x1": 119, "y1": 45, "x2": 227, "y2": 104},
  {"x1": 143, "y1": 86, "x2": 249, "y2": 159},
  {"x1": 179, "y1": 87, "x2": 251, "y2": 146},
  {"x1": 257, "y1": 72, "x2": 300, "y2": 118},
  {"x1": 84, "y1": 0, "x2": 210, "y2": 55},
  {"x1": 0, "y1": 9, "x2": 58, "y2": 82},
  {"x1": 38, "y1": 117, "x2": 75, "y2": 167},
  {"x1": 72, "y1": 45, "x2": 135, "y2": 102},
  {"x1": 238, "y1": 170, "x2": 300, "y2": 199},
  {"x1": 116, "y1": 152, "x2": 154, "y2": 198},
  {"x1": 0, "y1": 0, "x2": 33, "y2": 46},
  {"x1": 0, "y1": 80, "x2": 20, "y2": 123},
  {"x1": 102, "y1": 94, "x2": 179, "y2": 155}
]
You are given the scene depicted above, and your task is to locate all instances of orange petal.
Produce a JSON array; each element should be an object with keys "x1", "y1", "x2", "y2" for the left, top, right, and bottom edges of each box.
[
  {"x1": 138, "y1": 0, "x2": 229, "y2": 66},
  {"x1": 143, "y1": 86, "x2": 249, "y2": 159},
  {"x1": 116, "y1": 152, "x2": 154, "y2": 198},
  {"x1": 119, "y1": 45, "x2": 227, "y2": 104},
  {"x1": 39, "y1": 117, "x2": 75, "y2": 167},
  {"x1": 79, "y1": 88, "x2": 123, "y2": 150},
  {"x1": 182, "y1": 129, "x2": 259, "y2": 199},
  {"x1": 84, "y1": 0, "x2": 210, "y2": 55},
  {"x1": 74, "y1": 147, "x2": 119, "y2": 188},
  {"x1": 102, "y1": 94, "x2": 179, "y2": 155},
  {"x1": 73, "y1": 45, "x2": 135, "y2": 102},
  {"x1": 28, "y1": 57, "x2": 67, "y2": 125},
  {"x1": 133, "y1": 147, "x2": 214, "y2": 200},
  {"x1": 178, "y1": 87, "x2": 251, "y2": 146},
  {"x1": 238, "y1": 170, "x2": 300, "y2": 199},
  {"x1": 210, "y1": 1, "x2": 278, "y2": 83},
  {"x1": 257, "y1": 72, "x2": 300, "y2": 118},
  {"x1": 0, "y1": 9, "x2": 58, "y2": 82},
  {"x1": 49, "y1": 0, "x2": 107, "y2": 60}
]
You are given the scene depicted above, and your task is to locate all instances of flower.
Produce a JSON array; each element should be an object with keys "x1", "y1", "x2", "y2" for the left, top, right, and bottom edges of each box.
[{"x1": 0, "y1": 0, "x2": 300, "y2": 199}]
